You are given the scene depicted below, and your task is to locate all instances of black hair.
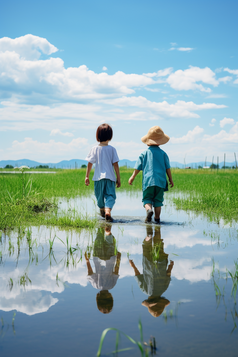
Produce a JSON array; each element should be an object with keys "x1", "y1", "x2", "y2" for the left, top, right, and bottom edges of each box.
[{"x1": 96, "y1": 123, "x2": 113, "y2": 142}]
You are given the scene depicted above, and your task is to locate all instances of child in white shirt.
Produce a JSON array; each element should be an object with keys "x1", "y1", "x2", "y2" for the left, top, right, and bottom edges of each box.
[{"x1": 85, "y1": 123, "x2": 121, "y2": 222}]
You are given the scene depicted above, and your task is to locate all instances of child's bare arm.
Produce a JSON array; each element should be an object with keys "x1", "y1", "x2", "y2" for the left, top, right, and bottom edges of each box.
[
  {"x1": 85, "y1": 252, "x2": 93, "y2": 275},
  {"x1": 113, "y1": 162, "x2": 121, "y2": 188},
  {"x1": 114, "y1": 252, "x2": 121, "y2": 275},
  {"x1": 128, "y1": 169, "x2": 140, "y2": 185},
  {"x1": 166, "y1": 260, "x2": 174, "y2": 276},
  {"x1": 85, "y1": 162, "x2": 93, "y2": 186},
  {"x1": 129, "y1": 259, "x2": 141, "y2": 276},
  {"x1": 166, "y1": 168, "x2": 174, "y2": 187}
]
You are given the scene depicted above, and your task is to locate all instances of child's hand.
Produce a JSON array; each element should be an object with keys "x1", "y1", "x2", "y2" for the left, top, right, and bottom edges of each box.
[
  {"x1": 128, "y1": 170, "x2": 139, "y2": 185},
  {"x1": 166, "y1": 260, "x2": 174, "y2": 275},
  {"x1": 169, "y1": 179, "x2": 174, "y2": 188},
  {"x1": 116, "y1": 179, "x2": 121, "y2": 188},
  {"x1": 128, "y1": 176, "x2": 134, "y2": 185},
  {"x1": 85, "y1": 177, "x2": 90, "y2": 186}
]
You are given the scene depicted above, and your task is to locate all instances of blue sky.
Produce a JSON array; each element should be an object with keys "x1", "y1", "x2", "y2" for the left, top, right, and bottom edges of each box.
[{"x1": 0, "y1": 0, "x2": 238, "y2": 164}]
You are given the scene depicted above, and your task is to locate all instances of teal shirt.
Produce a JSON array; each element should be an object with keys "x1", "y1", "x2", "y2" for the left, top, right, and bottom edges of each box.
[{"x1": 134, "y1": 146, "x2": 170, "y2": 191}]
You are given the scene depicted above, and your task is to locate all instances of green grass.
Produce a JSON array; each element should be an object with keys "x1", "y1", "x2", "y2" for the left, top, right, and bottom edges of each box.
[
  {"x1": 171, "y1": 169, "x2": 238, "y2": 223},
  {"x1": 0, "y1": 168, "x2": 142, "y2": 230},
  {"x1": 0, "y1": 168, "x2": 238, "y2": 229},
  {"x1": 97, "y1": 320, "x2": 149, "y2": 357},
  {"x1": 0, "y1": 169, "x2": 98, "y2": 230},
  {"x1": 0, "y1": 168, "x2": 142, "y2": 197}
]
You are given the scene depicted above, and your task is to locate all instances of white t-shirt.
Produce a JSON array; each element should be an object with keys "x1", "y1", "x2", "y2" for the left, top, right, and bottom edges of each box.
[
  {"x1": 86, "y1": 144, "x2": 119, "y2": 181},
  {"x1": 87, "y1": 256, "x2": 119, "y2": 290}
]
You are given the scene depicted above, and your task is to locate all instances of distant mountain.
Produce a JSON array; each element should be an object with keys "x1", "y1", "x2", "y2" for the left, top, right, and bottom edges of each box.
[
  {"x1": 174, "y1": 161, "x2": 237, "y2": 169},
  {"x1": 0, "y1": 159, "x2": 87, "y2": 169},
  {"x1": 0, "y1": 158, "x2": 136, "y2": 169},
  {"x1": 0, "y1": 159, "x2": 236, "y2": 169},
  {"x1": 119, "y1": 159, "x2": 136, "y2": 168}
]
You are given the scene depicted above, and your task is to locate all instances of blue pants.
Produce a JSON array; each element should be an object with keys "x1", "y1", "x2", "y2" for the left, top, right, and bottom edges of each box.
[{"x1": 94, "y1": 179, "x2": 116, "y2": 209}]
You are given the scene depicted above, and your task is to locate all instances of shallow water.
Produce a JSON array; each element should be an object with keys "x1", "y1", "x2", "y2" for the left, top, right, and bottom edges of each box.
[{"x1": 0, "y1": 191, "x2": 238, "y2": 356}]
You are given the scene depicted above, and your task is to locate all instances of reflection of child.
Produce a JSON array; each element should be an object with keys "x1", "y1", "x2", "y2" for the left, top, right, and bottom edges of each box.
[
  {"x1": 85, "y1": 226, "x2": 121, "y2": 314},
  {"x1": 128, "y1": 126, "x2": 174, "y2": 223},
  {"x1": 129, "y1": 226, "x2": 174, "y2": 317},
  {"x1": 85, "y1": 123, "x2": 121, "y2": 222}
]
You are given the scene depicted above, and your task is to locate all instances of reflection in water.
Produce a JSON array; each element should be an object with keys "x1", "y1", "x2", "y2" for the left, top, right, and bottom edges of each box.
[
  {"x1": 85, "y1": 225, "x2": 121, "y2": 314},
  {"x1": 211, "y1": 258, "x2": 238, "y2": 333},
  {"x1": 130, "y1": 226, "x2": 174, "y2": 317},
  {"x1": 0, "y1": 312, "x2": 16, "y2": 337},
  {"x1": 1, "y1": 197, "x2": 238, "y2": 356}
]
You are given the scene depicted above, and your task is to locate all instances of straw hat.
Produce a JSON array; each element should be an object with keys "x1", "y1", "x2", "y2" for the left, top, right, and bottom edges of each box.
[
  {"x1": 141, "y1": 126, "x2": 170, "y2": 146},
  {"x1": 142, "y1": 297, "x2": 170, "y2": 318}
]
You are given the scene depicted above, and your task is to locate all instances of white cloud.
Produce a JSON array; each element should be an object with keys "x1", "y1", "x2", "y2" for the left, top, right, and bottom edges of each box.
[
  {"x1": 113, "y1": 140, "x2": 145, "y2": 160},
  {"x1": 43, "y1": 66, "x2": 157, "y2": 99},
  {"x1": 206, "y1": 94, "x2": 227, "y2": 98},
  {"x1": 220, "y1": 117, "x2": 235, "y2": 128},
  {"x1": 0, "y1": 35, "x2": 227, "y2": 130},
  {"x1": 102, "y1": 66, "x2": 107, "y2": 71},
  {"x1": 0, "y1": 292, "x2": 58, "y2": 315},
  {"x1": 143, "y1": 68, "x2": 173, "y2": 78},
  {"x1": 0, "y1": 34, "x2": 234, "y2": 164},
  {"x1": 224, "y1": 68, "x2": 238, "y2": 75},
  {"x1": 170, "y1": 126, "x2": 204, "y2": 144},
  {"x1": 0, "y1": 101, "x2": 104, "y2": 131},
  {"x1": 165, "y1": 121, "x2": 238, "y2": 163},
  {"x1": 2, "y1": 137, "x2": 89, "y2": 161},
  {"x1": 0, "y1": 100, "x2": 157, "y2": 135},
  {"x1": 209, "y1": 118, "x2": 216, "y2": 127},
  {"x1": 173, "y1": 258, "x2": 211, "y2": 282},
  {"x1": 0, "y1": 53, "x2": 156, "y2": 101},
  {"x1": 169, "y1": 47, "x2": 193, "y2": 52},
  {"x1": 144, "y1": 87, "x2": 160, "y2": 92},
  {"x1": 218, "y1": 76, "x2": 232, "y2": 83},
  {"x1": 177, "y1": 47, "x2": 194, "y2": 52},
  {"x1": 167, "y1": 66, "x2": 219, "y2": 92},
  {"x1": 203, "y1": 122, "x2": 238, "y2": 144},
  {"x1": 224, "y1": 67, "x2": 238, "y2": 83},
  {"x1": 1, "y1": 35, "x2": 165, "y2": 104},
  {"x1": 164, "y1": 230, "x2": 211, "y2": 249},
  {"x1": 166, "y1": 123, "x2": 238, "y2": 163},
  {"x1": 103, "y1": 97, "x2": 226, "y2": 119},
  {"x1": 0, "y1": 34, "x2": 58, "y2": 60},
  {"x1": 50, "y1": 129, "x2": 74, "y2": 137}
]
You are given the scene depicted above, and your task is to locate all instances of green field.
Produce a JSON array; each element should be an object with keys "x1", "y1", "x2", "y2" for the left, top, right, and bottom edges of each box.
[
  {"x1": 171, "y1": 168, "x2": 238, "y2": 223},
  {"x1": 0, "y1": 168, "x2": 237, "y2": 230}
]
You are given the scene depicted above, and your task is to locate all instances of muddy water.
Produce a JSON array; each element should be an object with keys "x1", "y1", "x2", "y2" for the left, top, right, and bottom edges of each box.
[{"x1": 0, "y1": 191, "x2": 238, "y2": 356}]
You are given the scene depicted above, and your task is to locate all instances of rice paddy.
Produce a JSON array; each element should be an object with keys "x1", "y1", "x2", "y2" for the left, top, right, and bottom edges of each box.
[
  {"x1": 0, "y1": 168, "x2": 237, "y2": 230},
  {"x1": 171, "y1": 168, "x2": 238, "y2": 224},
  {"x1": 0, "y1": 168, "x2": 238, "y2": 356}
]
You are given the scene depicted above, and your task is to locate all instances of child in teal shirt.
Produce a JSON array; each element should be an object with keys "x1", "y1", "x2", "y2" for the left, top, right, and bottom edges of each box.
[{"x1": 129, "y1": 126, "x2": 174, "y2": 223}]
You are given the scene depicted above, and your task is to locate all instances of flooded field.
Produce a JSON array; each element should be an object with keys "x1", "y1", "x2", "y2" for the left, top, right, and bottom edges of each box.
[{"x1": 1, "y1": 191, "x2": 238, "y2": 356}]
